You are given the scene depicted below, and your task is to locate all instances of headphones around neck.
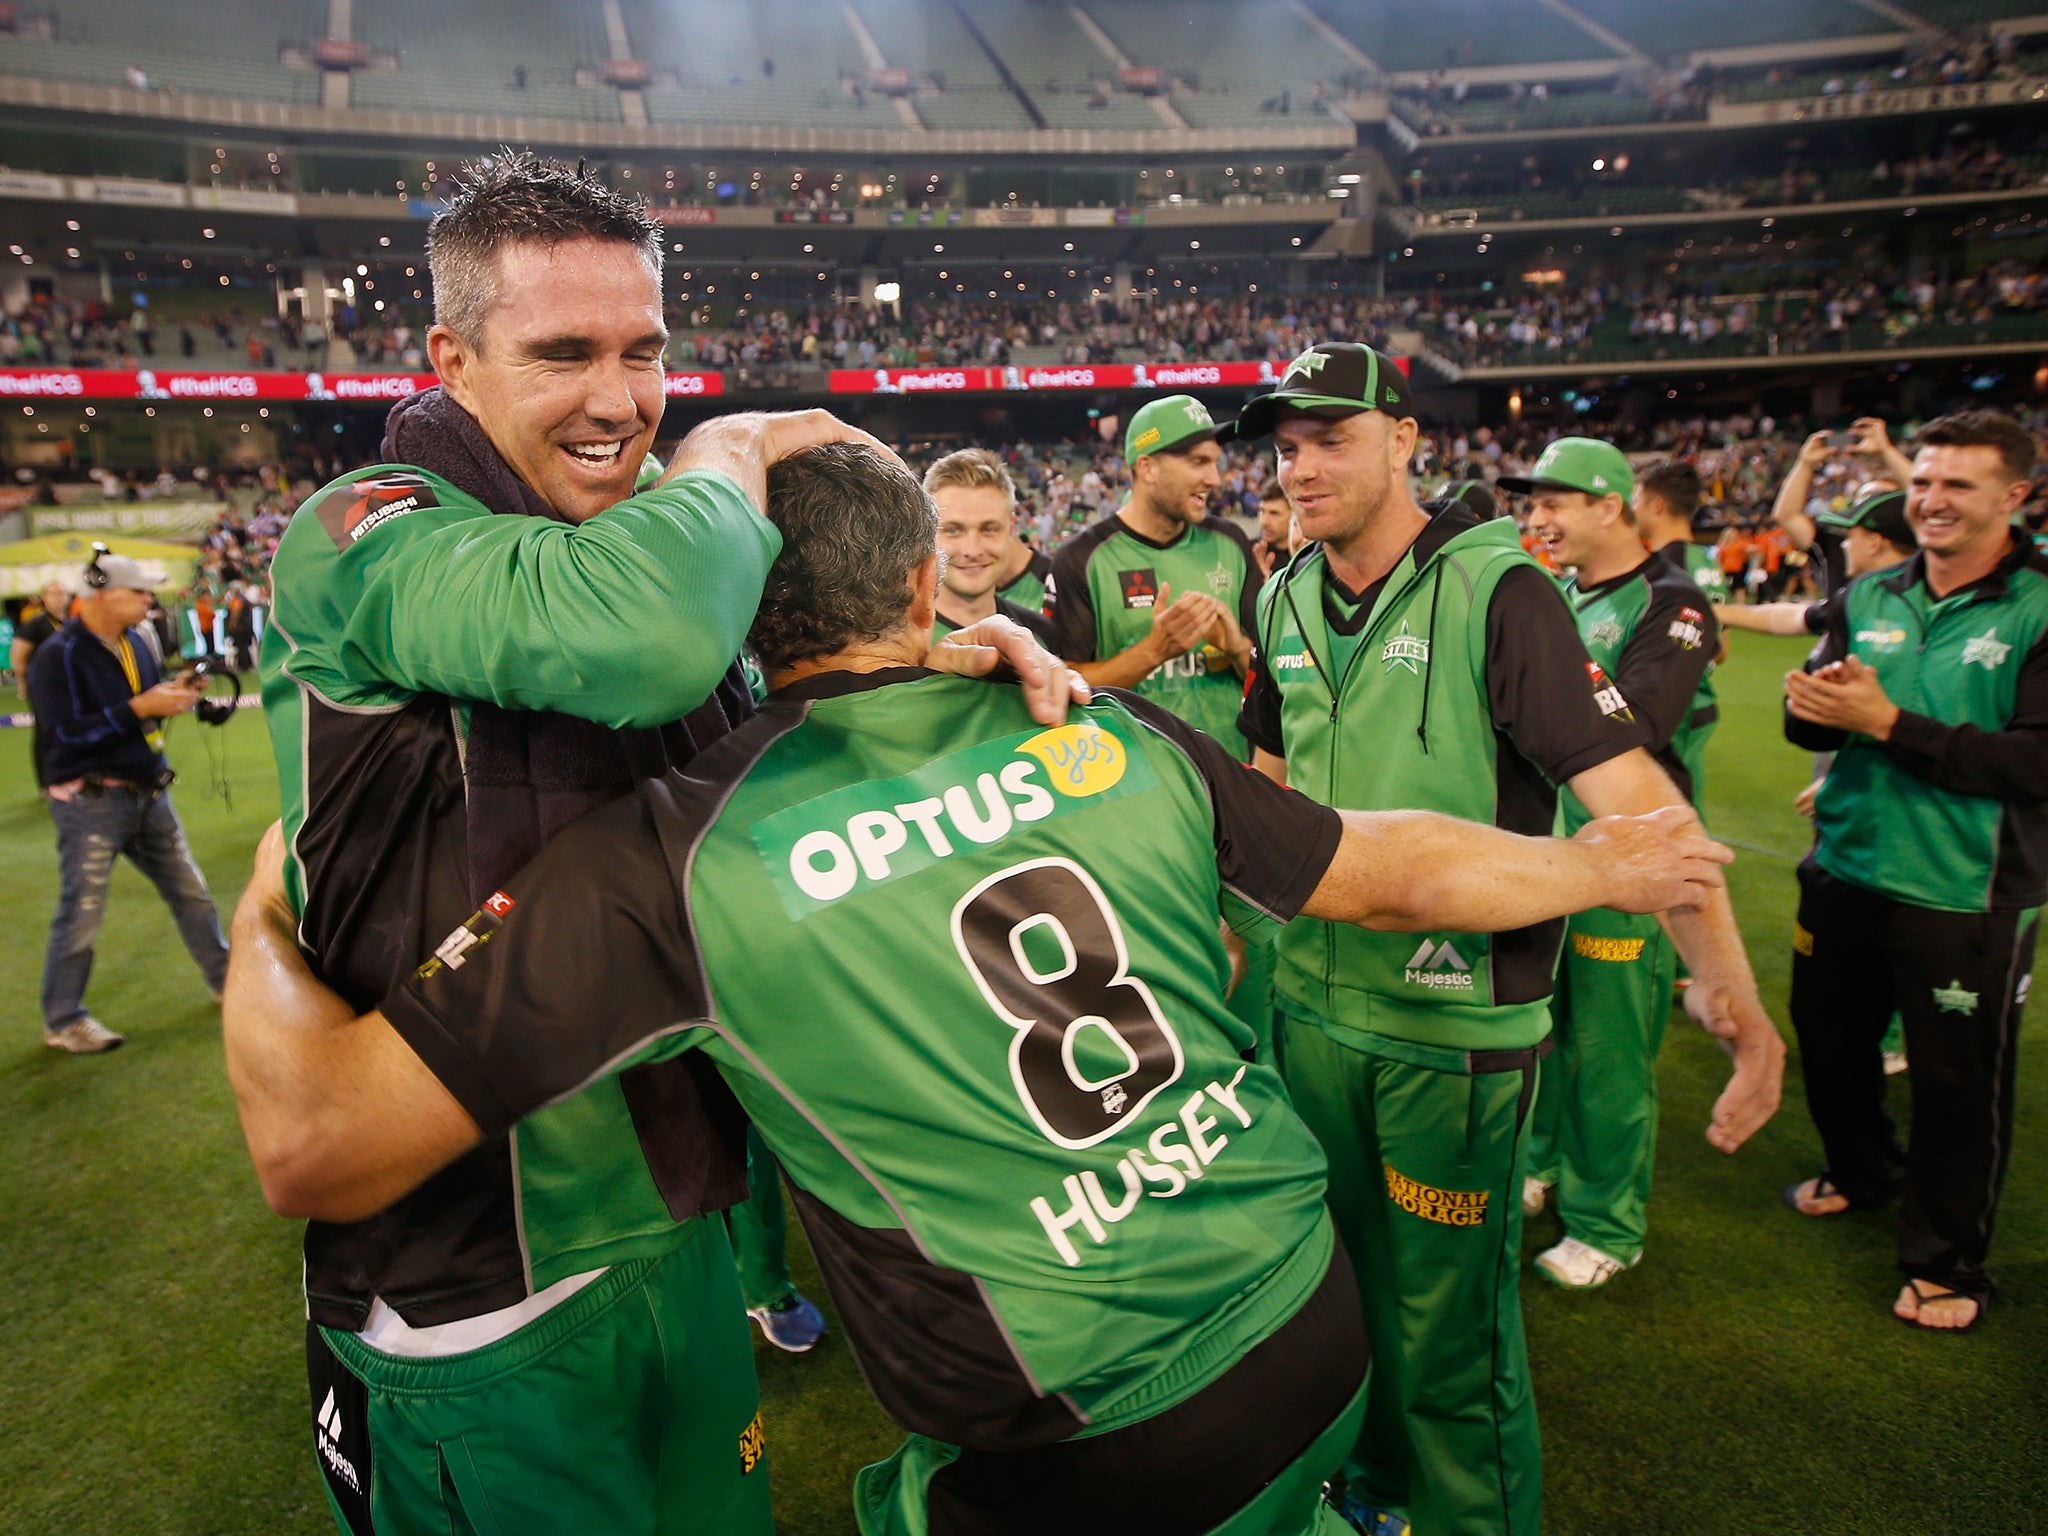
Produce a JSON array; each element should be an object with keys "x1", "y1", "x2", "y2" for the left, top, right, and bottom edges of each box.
[{"x1": 83, "y1": 541, "x2": 110, "y2": 590}]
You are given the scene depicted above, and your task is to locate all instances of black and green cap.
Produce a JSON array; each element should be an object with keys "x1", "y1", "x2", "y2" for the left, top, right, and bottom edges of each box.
[
  {"x1": 1434, "y1": 479, "x2": 1499, "y2": 521},
  {"x1": 1124, "y1": 394, "x2": 1227, "y2": 462},
  {"x1": 1816, "y1": 488, "x2": 1913, "y2": 547},
  {"x1": 1232, "y1": 343, "x2": 1415, "y2": 441},
  {"x1": 1497, "y1": 437, "x2": 1634, "y2": 501}
]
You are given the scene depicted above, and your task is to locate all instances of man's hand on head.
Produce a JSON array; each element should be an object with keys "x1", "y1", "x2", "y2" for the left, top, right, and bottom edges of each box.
[
  {"x1": 927, "y1": 614, "x2": 1092, "y2": 726},
  {"x1": 660, "y1": 410, "x2": 903, "y2": 512}
]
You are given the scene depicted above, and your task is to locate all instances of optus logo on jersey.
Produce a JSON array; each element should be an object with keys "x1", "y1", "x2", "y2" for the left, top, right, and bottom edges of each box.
[{"x1": 752, "y1": 718, "x2": 1157, "y2": 918}]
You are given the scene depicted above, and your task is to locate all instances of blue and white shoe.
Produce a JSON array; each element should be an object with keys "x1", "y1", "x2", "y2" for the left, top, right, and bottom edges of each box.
[
  {"x1": 747, "y1": 1292, "x2": 828, "y2": 1352},
  {"x1": 1336, "y1": 1495, "x2": 1411, "y2": 1536}
]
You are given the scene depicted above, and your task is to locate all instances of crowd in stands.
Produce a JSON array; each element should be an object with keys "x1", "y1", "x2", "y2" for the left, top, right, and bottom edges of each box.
[{"x1": 0, "y1": 292, "x2": 423, "y2": 373}]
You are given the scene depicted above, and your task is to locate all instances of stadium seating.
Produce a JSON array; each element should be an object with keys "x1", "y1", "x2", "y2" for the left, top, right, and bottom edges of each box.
[
  {"x1": 1394, "y1": 91, "x2": 1670, "y2": 134},
  {"x1": 631, "y1": 0, "x2": 888, "y2": 130},
  {"x1": 1307, "y1": 0, "x2": 1613, "y2": 72},
  {"x1": 851, "y1": 0, "x2": 1036, "y2": 130},
  {"x1": 353, "y1": 0, "x2": 618, "y2": 121},
  {"x1": 1898, "y1": 0, "x2": 2048, "y2": 26},
  {"x1": 1568, "y1": 0, "x2": 1895, "y2": 55},
  {"x1": 955, "y1": 0, "x2": 1159, "y2": 130},
  {"x1": 1080, "y1": 0, "x2": 1347, "y2": 128},
  {"x1": 0, "y1": 0, "x2": 325, "y2": 104}
]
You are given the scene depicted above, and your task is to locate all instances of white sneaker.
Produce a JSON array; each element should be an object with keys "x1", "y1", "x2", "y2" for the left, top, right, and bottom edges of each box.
[
  {"x1": 1534, "y1": 1236, "x2": 1637, "y2": 1289},
  {"x1": 1882, "y1": 1050, "x2": 1908, "y2": 1076},
  {"x1": 1522, "y1": 1177, "x2": 1551, "y2": 1217},
  {"x1": 45, "y1": 1017, "x2": 126, "y2": 1054}
]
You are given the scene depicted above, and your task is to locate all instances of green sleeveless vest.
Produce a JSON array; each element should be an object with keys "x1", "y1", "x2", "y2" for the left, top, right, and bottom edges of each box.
[{"x1": 1258, "y1": 519, "x2": 1559, "y2": 1050}]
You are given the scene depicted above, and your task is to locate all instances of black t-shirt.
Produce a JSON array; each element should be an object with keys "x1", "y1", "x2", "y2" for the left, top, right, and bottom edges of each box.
[
  {"x1": 1238, "y1": 512, "x2": 1644, "y2": 786},
  {"x1": 1812, "y1": 524, "x2": 1849, "y2": 596},
  {"x1": 16, "y1": 609, "x2": 60, "y2": 653}
]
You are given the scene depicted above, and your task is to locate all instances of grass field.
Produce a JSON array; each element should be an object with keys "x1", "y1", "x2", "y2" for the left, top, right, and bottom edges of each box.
[{"x1": 2, "y1": 633, "x2": 2044, "y2": 1536}]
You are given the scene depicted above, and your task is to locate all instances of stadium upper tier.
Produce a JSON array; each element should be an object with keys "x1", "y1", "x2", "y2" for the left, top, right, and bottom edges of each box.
[
  {"x1": 3, "y1": 0, "x2": 2035, "y2": 139},
  {"x1": 0, "y1": 0, "x2": 326, "y2": 103}
]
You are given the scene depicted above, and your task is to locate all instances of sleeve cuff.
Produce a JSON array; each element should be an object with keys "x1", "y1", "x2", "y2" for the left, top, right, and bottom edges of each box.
[{"x1": 380, "y1": 986, "x2": 521, "y2": 1142}]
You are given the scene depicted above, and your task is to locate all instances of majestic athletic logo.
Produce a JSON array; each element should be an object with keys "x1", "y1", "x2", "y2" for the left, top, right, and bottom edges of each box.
[
  {"x1": 754, "y1": 720, "x2": 1158, "y2": 917},
  {"x1": 1404, "y1": 937, "x2": 1475, "y2": 991},
  {"x1": 1933, "y1": 979, "x2": 1979, "y2": 1015},
  {"x1": 1118, "y1": 567, "x2": 1160, "y2": 609},
  {"x1": 1381, "y1": 620, "x2": 1429, "y2": 675},
  {"x1": 1572, "y1": 932, "x2": 1647, "y2": 962},
  {"x1": 315, "y1": 1388, "x2": 361, "y2": 1496},
  {"x1": 1961, "y1": 628, "x2": 2012, "y2": 670},
  {"x1": 1668, "y1": 607, "x2": 1706, "y2": 651},
  {"x1": 312, "y1": 472, "x2": 439, "y2": 552},
  {"x1": 1385, "y1": 1164, "x2": 1490, "y2": 1227},
  {"x1": 1587, "y1": 618, "x2": 1625, "y2": 651}
]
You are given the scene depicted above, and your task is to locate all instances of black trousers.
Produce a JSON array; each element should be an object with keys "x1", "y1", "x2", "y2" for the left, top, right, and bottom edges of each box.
[
  {"x1": 1790, "y1": 857, "x2": 2036, "y2": 1302},
  {"x1": 925, "y1": 1237, "x2": 1368, "y2": 1536}
]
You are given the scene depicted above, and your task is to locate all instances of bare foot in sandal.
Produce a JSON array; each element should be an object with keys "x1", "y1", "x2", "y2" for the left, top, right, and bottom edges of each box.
[
  {"x1": 1785, "y1": 1175, "x2": 1850, "y2": 1216},
  {"x1": 1895, "y1": 1279, "x2": 1981, "y2": 1331}
]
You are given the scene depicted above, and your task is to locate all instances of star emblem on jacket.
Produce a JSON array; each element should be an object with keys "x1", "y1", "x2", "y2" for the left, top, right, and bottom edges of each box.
[
  {"x1": 1960, "y1": 628, "x2": 2011, "y2": 670},
  {"x1": 1382, "y1": 619, "x2": 1429, "y2": 675},
  {"x1": 1932, "y1": 979, "x2": 1979, "y2": 1015}
]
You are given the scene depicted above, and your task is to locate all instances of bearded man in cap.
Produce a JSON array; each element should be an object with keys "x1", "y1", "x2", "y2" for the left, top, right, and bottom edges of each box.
[
  {"x1": 28, "y1": 549, "x2": 228, "y2": 1053},
  {"x1": 1236, "y1": 345, "x2": 1782, "y2": 1536}
]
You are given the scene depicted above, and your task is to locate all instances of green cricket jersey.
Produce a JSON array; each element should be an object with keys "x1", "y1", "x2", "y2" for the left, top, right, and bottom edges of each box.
[
  {"x1": 262, "y1": 459, "x2": 778, "y2": 1328},
  {"x1": 1790, "y1": 543, "x2": 2048, "y2": 912},
  {"x1": 999, "y1": 548, "x2": 1053, "y2": 616},
  {"x1": 1557, "y1": 555, "x2": 1718, "y2": 833},
  {"x1": 933, "y1": 594, "x2": 1053, "y2": 647},
  {"x1": 1654, "y1": 539, "x2": 1724, "y2": 797},
  {"x1": 1047, "y1": 510, "x2": 1261, "y2": 754},
  {"x1": 1657, "y1": 538, "x2": 1729, "y2": 605},
  {"x1": 1240, "y1": 505, "x2": 1642, "y2": 1050},
  {"x1": 385, "y1": 671, "x2": 1346, "y2": 1444}
]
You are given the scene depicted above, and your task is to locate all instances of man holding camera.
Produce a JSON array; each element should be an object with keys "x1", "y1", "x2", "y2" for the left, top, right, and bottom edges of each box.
[{"x1": 27, "y1": 550, "x2": 229, "y2": 1053}]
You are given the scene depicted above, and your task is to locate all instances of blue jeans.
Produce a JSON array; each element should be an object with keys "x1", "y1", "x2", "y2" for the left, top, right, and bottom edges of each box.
[{"x1": 42, "y1": 786, "x2": 230, "y2": 1032}]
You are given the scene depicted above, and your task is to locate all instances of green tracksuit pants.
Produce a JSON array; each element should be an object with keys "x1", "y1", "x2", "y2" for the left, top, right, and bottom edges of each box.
[
  {"x1": 726, "y1": 1125, "x2": 796, "y2": 1311},
  {"x1": 1276, "y1": 1007, "x2": 1543, "y2": 1536},
  {"x1": 1528, "y1": 908, "x2": 1676, "y2": 1264},
  {"x1": 312, "y1": 1217, "x2": 769, "y2": 1536}
]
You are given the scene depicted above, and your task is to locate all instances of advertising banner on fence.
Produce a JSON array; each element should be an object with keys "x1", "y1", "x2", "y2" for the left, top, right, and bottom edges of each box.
[{"x1": 0, "y1": 369, "x2": 725, "y2": 401}]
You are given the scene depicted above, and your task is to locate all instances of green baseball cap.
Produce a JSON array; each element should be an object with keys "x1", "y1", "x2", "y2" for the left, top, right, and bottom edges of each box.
[
  {"x1": 1232, "y1": 343, "x2": 1416, "y2": 441},
  {"x1": 1124, "y1": 394, "x2": 1227, "y2": 463},
  {"x1": 1496, "y1": 437, "x2": 1634, "y2": 501},
  {"x1": 1816, "y1": 488, "x2": 1913, "y2": 547}
]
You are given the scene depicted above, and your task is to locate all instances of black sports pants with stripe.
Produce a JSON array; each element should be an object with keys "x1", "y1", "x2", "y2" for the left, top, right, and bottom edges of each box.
[{"x1": 1790, "y1": 857, "x2": 2036, "y2": 1303}]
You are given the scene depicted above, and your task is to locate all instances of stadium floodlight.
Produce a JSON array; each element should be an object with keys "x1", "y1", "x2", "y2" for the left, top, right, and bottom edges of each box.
[{"x1": 873, "y1": 282, "x2": 902, "y2": 303}]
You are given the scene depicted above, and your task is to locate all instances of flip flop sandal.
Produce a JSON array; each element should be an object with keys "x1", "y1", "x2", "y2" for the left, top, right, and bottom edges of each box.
[
  {"x1": 1783, "y1": 1173, "x2": 1853, "y2": 1215},
  {"x1": 1896, "y1": 1278, "x2": 1986, "y2": 1334}
]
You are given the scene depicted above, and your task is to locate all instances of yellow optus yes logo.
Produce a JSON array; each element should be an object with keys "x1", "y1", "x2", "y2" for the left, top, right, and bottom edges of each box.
[{"x1": 1017, "y1": 722, "x2": 1127, "y2": 797}]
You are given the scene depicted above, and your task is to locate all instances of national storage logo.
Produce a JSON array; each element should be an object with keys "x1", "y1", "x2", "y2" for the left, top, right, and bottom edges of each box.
[{"x1": 752, "y1": 718, "x2": 1155, "y2": 918}]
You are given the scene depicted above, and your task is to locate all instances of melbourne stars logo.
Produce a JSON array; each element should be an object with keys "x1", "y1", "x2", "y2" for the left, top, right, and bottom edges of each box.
[
  {"x1": 1587, "y1": 618, "x2": 1625, "y2": 651},
  {"x1": 1961, "y1": 627, "x2": 2012, "y2": 670},
  {"x1": 1180, "y1": 398, "x2": 1214, "y2": 428},
  {"x1": 1381, "y1": 619, "x2": 1429, "y2": 674},
  {"x1": 1281, "y1": 348, "x2": 1330, "y2": 387},
  {"x1": 1932, "y1": 979, "x2": 1979, "y2": 1015}
]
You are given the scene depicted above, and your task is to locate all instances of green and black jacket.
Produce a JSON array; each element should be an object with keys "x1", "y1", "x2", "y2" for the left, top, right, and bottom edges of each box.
[
  {"x1": 262, "y1": 457, "x2": 778, "y2": 1328},
  {"x1": 1789, "y1": 540, "x2": 2048, "y2": 912},
  {"x1": 1241, "y1": 503, "x2": 1643, "y2": 1050},
  {"x1": 385, "y1": 672, "x2": 1344, "y2": 1447},
  {"x1": 1559, "y1": 554, "x2": 1718, "y2": 828}
]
